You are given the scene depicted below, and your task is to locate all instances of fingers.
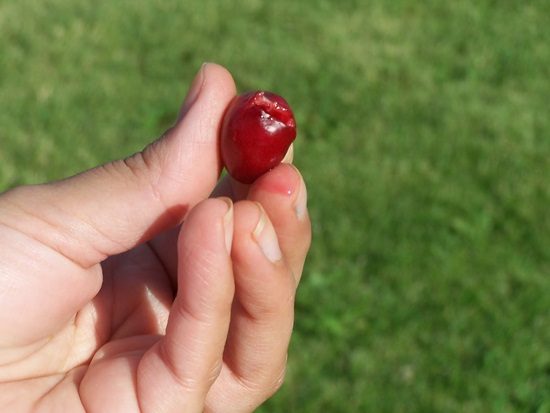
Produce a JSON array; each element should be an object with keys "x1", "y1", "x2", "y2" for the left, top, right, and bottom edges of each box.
[
  {"x1": 136, "y1": 198, "x2": 235, "y2": 413},
  {"x1": 205, "y1": 164, "x2": 311, "y2": 412},
  {"x1": 1, "y1": 63, "x2": 237, "y2": 269},
  {"x1": 84, "y1": 165, "x2": 310, "y2": 413}
]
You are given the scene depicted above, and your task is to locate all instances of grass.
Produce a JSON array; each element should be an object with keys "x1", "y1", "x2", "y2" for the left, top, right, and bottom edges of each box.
[{"x1": 2, "y1": 0, "x2": 550, "y2": 411}]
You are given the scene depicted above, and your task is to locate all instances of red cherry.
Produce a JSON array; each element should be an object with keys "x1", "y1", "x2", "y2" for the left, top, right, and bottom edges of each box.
[{"x1": 220, "y1": 91, "x2": 297, "y2": 184}]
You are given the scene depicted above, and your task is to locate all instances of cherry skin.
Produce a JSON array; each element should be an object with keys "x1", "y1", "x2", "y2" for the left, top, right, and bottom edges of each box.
[{"x1": 220, "y1": 91, "x2": 297, "y2": 184}]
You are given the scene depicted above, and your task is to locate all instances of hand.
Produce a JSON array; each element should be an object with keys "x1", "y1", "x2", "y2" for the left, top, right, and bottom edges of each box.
[{"x1": 0, "y1": 63, "x2": 311, "y2": 412}]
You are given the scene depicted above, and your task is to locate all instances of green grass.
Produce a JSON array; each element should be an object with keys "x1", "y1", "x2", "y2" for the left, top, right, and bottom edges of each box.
[{"x1": 2, "y1": 0, "x2": 550, "y2": 411}]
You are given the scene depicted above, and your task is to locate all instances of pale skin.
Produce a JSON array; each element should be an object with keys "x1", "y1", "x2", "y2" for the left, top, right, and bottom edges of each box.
[{"x1": 0, "y1": 64, "x2": 311, "y2": 412}]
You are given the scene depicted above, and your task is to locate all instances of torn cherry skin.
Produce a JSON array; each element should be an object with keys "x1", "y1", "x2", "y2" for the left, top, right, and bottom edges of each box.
[{"x1": 220, "y1": 91, "x2": 297, "y2": 184}]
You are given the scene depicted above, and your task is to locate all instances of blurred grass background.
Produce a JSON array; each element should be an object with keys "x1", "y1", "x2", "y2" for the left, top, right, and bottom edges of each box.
[{"x1": 2, "y1": 0, "x2": 550, "y2": 411}]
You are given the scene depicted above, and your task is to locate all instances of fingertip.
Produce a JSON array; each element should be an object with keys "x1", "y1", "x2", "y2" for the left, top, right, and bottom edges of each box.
[
  {"x1": 178, "y1": 63, "x2": 237, "y2": 122},
  {"x1": 202, "y1": 62, "x2": 237, "y2": 94},
  {"x1": 179, "y1": 197, "x2": 234, "y2": 256},
  {"x1": 147, "y1": 63, "x2": 238, "y2": 223},
  {"x1": 192, "y1": 63, "x2": 237, "y2": 119},
  {"x1": 246, "y1": 163, "x2": 311, "y2": 281},
  {"x1": 248, "y1": 163, "x2": 303, "y2": 204}
]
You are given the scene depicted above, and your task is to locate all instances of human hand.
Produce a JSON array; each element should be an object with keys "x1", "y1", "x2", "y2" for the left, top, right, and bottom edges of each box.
[{"x1": 0, "y1": 63, "x2": 311, "y2": 412}]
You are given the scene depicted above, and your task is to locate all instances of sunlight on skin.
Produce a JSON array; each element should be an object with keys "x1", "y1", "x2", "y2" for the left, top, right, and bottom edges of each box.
[{"x1": 0, "y1": 64, "x2": 311, "y2": 413}]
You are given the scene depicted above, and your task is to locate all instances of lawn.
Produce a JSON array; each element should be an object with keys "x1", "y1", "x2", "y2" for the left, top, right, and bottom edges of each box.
[{"x1": 2, "y1": 0, "x2": 550, "y2": 411}]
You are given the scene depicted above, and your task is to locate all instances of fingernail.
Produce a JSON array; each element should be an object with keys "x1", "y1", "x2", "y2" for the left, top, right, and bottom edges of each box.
[
  {"x1": 281, "y1": 143, "x2": 294, "y2": 164},
  {"x1": 177, "y1": 62, "x2": 207, "y2": 121},
  {"x1": 220, "y1": 197, "x2": 233, "y2": 254},
  {"x1": 253, "y1": 203, "x2": 282, "y2": 263},
  {"x1": 292, "y1": 166, "x2": 308, "y2": 221}
]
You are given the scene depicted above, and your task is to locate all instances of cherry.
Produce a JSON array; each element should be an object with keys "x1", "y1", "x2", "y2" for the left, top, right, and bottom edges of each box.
[{"x1": 220, "y1": 91, "x2": 296, "y2": 184}]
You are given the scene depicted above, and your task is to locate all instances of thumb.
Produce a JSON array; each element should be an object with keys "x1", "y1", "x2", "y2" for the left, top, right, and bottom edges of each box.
[{"x1": 1, "y1": 63, "x2": 236, "y2": 268}]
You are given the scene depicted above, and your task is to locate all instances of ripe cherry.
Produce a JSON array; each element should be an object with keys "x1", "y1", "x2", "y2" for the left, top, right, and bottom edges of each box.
[{"x1": 220, "y1": 91, "x2": 296, "y2": 184}]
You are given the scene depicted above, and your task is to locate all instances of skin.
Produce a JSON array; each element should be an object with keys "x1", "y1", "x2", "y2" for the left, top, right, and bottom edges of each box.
[{"x1": 0, "y1": 63, "x2": 311, "y2": 413}]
